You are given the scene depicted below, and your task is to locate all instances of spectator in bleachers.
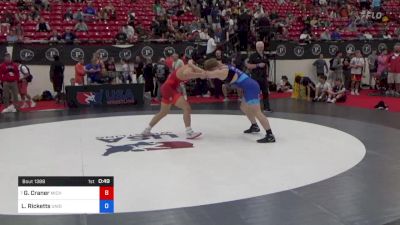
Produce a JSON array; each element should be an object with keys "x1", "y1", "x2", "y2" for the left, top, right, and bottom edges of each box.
[
  {"x1": 199, "y1": 28, "x2": 210, "y2": 40},
  {"x1": 122, "y1": 24, "x2": 135, "y2": 41},
  {"x1": 104, "y1": 3, "x2": 116, "y2": 20},
  {"x1": 61, "y1": 28, "x2": 77, "y2": 43},
  {"x1": 48, "y1": 30, "x2": 61, "y2": 42},
  {"x1": 372, "y1": 0, "x2": 381, "y2": 11},
  {"x1": 350, "y1": 50, "x2": 365, "y2": 95},
  {"x1": 299, "y1": 30, "x2": 312, "y2": 43},
  {"x1": 64, "y1": 8, "x2": 74, "y2": 21},
  {"x1": 6, "y1": 29, "x2": 19, "y2": 43},
  {"x1": 210, "y1": 5, "x2": 221, "y2": 31},
  {"x1": 36, "y1": 17, "x2": 51, "y2": 32},
  {"x1": 104, "y1": 57, "x2": 117, "y2": 84},
  {"x1": 153, "y1": 0, "x2": 165, "y2": 17},
  {"x1": 115, "y1": 28, "x2": 128, "y2": 43},
  {"x1": 206, "y1": 30, "x2": 217, "y2": 55},
  {"x1": 256, "y1": 13, "x2": 270, "y2": 42},
  {"x1": 331, "y1": 28, "x2": 342, "y2": 41},
  {"x1": 359, "y1": 0, "x2": 369, "y2": 10},
  {"x1": 313, "y1": 54, "x2": 329, "y2": 79},
  {"x1": 74, "y1": 19, "x2": 88, "y2": 32},
  {"x1": 127, "y1": 11, "x2": 136, "y2": 28},
  {"x1": 29, "y1": 6, "x2": 40, "y2": 21},
  {"x1": 83, "y1": 2, "x2": 96, "y2": 16},
  {"x1": 14, "y1": 23, "x2": 25, "y2": 41},
  {"x1": 320, "y1": 29, "x2": 331, "y2": 41},
  {"x1": 363, "y1": 31, "x2": 373, "y2": 40},
  {"x1": 237, "y1": 9, "x2": 251, "y2": 51},
  {"x1": 74, "y1": 58, "x2": 85, "y2": 85},
  {"x1": 382, "y1": 31, "x2": 392, "y2": 40},
  {"x1": 17, "y1": 0, "x2": 28, "y2": 11},
  {"x1": 74, "y1": 9, "x2": 84, "y2": 21}
]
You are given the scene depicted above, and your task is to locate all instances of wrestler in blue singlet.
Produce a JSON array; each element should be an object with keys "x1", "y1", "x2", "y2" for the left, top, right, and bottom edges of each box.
[{"x1": 225, "y1": 65, "x2": 261, "y2": 105}]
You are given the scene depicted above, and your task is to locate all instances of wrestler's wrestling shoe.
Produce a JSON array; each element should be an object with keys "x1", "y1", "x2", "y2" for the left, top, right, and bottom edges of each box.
[
  {"x1": 186, "y1": 130, "x2": 202, "y2": 139},
  {"x1": 244, "y1": 124, "x2": 260, "y2": 133},
  {"x1": 257, "y1": 133, "x2": 276, "y2": 143},
  {"x1": 141, "y1": 127, "x2": 153, "y2": 136}
]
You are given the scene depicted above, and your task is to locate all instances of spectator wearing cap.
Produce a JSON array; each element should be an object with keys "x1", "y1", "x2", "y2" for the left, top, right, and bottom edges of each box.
[{"x1": 0, "y1": 53, "x2": 20, "y2": 113}]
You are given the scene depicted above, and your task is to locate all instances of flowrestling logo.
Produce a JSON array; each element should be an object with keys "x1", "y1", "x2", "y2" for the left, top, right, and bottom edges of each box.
[{"x1": 96, "y1": 132, "x2": 194, "y2": 156}]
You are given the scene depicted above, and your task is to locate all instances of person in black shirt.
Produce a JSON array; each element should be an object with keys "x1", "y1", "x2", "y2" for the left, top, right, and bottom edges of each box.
[
  {"x1": 134, "y1": 56, "x2": 144, "y2": 80},
  {"x1": 237, "y1": 9, "x2": 252, "y2": 51},
  {"x1": 342, "y1": 52, "x2": 353, "y2": 90},
  {"x1": 143, "y1": 58, "x2": 156, "y2": 97},
  {"x1": 246, "y1": 41, "x2": 272, "y2": 112},
  {"x1": 49, "y1": 55, "x2": 65, "y2": 103}
]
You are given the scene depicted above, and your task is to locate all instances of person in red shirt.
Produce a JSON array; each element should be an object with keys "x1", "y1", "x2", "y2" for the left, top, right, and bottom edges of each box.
[
  {"x1": 1, "y1": 53, "x2": 20, "y2": 113},
  {"x1": 387, "y1": 45, "x2": 400, "y2": 95},
  {"x1": 74, "y1": 58, "x2": 86, "y2": 85}
]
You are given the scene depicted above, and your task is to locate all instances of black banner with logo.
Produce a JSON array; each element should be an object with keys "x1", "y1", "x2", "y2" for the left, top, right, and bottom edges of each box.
[
  {"x1": 12, "y1": 42, "x2": 202, "y2": 65},
  {"x1": 269, "y1": 40, "x2": 400, "y2": 59},
  {"x1": 65, "y1": 83, "x2": 144, "y2": 108}
]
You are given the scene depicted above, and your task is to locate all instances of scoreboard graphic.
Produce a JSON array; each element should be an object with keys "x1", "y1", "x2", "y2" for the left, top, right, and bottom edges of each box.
[{"x1": 18, "y1": 176, "x2": 114, "y2": 214}]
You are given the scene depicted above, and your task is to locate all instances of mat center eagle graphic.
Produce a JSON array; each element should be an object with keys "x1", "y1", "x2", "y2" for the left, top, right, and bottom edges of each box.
[{"x1": 96, "y1": 132, "x2": 194, "y2": 156}]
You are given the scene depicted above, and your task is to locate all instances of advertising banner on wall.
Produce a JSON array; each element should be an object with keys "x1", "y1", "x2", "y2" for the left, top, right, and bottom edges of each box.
[{"x1": 12, "y1": 42, "x2": 202, "y2": 65}]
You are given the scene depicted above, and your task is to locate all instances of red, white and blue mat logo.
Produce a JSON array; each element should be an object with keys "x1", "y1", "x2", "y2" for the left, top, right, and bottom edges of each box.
[
  {"x1": 96, "y1": 132, "x2": 194, "y2": 156},
  {"x1": 76, "y1": 91, "x2": 102, "y2": 105}
]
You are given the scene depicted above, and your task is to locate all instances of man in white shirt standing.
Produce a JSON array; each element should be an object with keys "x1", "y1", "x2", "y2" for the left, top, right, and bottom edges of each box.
[
  {"x1": 350, "y1": 50, "x2": 365, "y2": 95},
  {"x1": 206, "y1": 30, "x2": 217, "y2": 55},
  {"x1": 16, "y1": 60, "x2": 36, "y2": 108}
]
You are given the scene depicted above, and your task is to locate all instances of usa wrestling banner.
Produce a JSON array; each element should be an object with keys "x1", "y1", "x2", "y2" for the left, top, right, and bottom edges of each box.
[
  {"x1": 12, "y1": 42, "x2": 203, "y2": 65},
  {"x1": 269, "y1": 40, "x2": 400, "y2": 60}
]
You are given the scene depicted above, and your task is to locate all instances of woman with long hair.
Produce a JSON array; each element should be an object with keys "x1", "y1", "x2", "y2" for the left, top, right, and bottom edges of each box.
[
  {"x1": 142, "y1": 61, "x2": 205, "y2": 139},
  {"x1": 196, "y1": 58, "x2": 276, "y2": 143}
]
